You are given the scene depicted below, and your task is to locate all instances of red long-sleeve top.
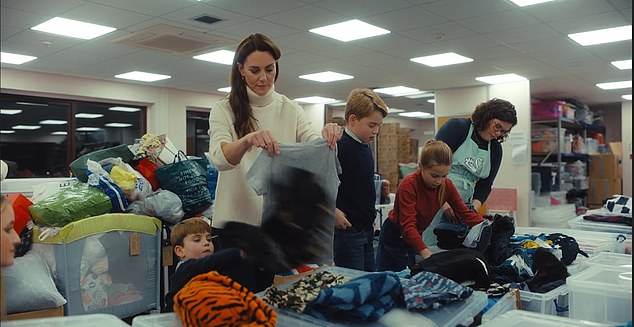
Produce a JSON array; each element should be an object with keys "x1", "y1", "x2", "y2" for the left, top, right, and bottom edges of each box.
[{"x1": 388, "y1": 170, "x2": 485, "y2": 253}]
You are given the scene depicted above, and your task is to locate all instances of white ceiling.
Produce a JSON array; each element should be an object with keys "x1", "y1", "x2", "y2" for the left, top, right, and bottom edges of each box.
[{"x1": 1, "y1": 0, "x2": 631, "y2": 114}]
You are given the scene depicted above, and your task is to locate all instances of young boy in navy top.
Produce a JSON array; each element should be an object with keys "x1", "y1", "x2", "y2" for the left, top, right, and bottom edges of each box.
[{"x1": 334, "y1": 88, "x2": 388, "y2": 272}]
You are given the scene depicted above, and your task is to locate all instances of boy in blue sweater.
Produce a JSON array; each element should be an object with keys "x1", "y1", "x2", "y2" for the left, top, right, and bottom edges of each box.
[{"x1": 334, "y1": 88, "x2": 388, "y2": 272}]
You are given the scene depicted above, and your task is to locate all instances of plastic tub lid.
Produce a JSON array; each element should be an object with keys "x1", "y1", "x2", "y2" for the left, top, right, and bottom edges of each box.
[
  {"x1": 567, "y1": 265, "x2": 633, "y2": 294},
  {"x1": 480, "y1": 310, "x2": 613, "y2": 326},
  {"x1": 2, "y1": 314, "x2": 129, "y2": 327},
  {"x1": 132, "y1": 313, "x2": 182, "y2": 327},
  {"x1": 585, "y1": 252, "x2": 632, "y2": 270}
]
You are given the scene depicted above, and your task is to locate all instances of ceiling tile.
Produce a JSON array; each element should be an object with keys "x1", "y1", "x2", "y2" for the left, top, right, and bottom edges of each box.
[
  {"x1": 484, "y1": 23, "x2": 561, "y2": 45},
  {"x1": 61, "y1": 2, "x2": 153, "y2": 30},
  {"x1": 1, "y1": 0, "x2": 84, "y2": 17},
  {"x1": 193, "y1": 0, "x2": 304, "y2": 18},
  {"x1": 88, "y1": 0, "x2": 193, "y2": 17},
  {"x1": 546, "y1": 11, "x2": 629, "y2": 35},
  {"x1": 367, "y1": 6, "x2": 447, "y2": 32},
  {"x1": 274, "y1": 32, "x2": 368, "y2": 59},
  {"x1": 262, "y1": 5, "x2": 345, "y2": 30},
  {"x1": 311, "y1": 0, "x2": 412, "y2": 18},
  {"x1": 457, "y1": 9, "x2": 540, "y2": 34},
  {"x1": 521, "y1": 0, "x2": 615, "y2": 23},
  {"x1": 215, "y1": 19, "x2": 300, "y2": 40},
  {"x1": 422, "y1": 0, "x2": 515, "y2": 20},
  {"x1": 401, "y1": 21, "x2": 477, "y2": 43}
]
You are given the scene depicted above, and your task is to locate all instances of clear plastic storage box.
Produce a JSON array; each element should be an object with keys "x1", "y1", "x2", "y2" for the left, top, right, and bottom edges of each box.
[
  {"x1": 2, "y1": 314, "x2": 129, "y2": 327},
  {"x1": 481, "y1": 310, "x2": 613, "y2": 327},
  {"x1": 583, "y1": 252, "x2": 632, "y2": 270},
  {"x1": 568, "y1": 265, "x2": 632, "y2": 324},
  {"x1": 512, "y1": 227, "x2": 629, "y2": 317},
  {"x1": 568, "y1": 215, "x2": 632, "y2": 235}
]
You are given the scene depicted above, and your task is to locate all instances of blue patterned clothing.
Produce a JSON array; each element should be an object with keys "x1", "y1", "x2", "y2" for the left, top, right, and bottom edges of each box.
[
  {"x1": 402, "y1": 271, "x2": 473, "y2": 310},
  {"x1": 304, "y1": 272, "x2": 402, "y2": 322}
]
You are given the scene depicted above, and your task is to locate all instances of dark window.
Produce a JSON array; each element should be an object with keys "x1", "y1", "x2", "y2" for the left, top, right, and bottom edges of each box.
[
  {"x1": 186, "y1": 109, "x2": 210, "y2": 158},
  {"x1": 0, "y1": 93, "x2": 146, "y2": 178}
]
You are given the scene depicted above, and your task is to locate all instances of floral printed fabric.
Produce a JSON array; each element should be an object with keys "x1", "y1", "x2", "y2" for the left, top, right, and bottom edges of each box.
[{"x1": 402, "y1": 271, "x2": 473, "y2": 311}]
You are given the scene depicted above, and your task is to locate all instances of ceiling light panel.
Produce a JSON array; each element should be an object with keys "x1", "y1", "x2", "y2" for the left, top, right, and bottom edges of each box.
[
  {"x1": 51, "y1": 131, "x2": 68, "y2": 135},
  {"x1": 109, "y1": 106, "x2": 140, "y2": 112},
  {"x1": 39, "y1": 120, "x2": 67, "y2": 125},
  {"x1": 105, "y1": 123, "x2": 133, "y2": 128},
  {"x1": 410, "y1": 52, "x2": 473, "y2": 67},
  {"x1": 1, "y1": 130, "x2": 15, "y2": 134},
  {"x1": 612, "y1": 60, "x2": 632, "y2": 70},
  {"x1": 0, "y1": 109, "x2": 22, "y2": 115},
  {"x1": 115, "y1": 71, "x2": 171, "y2": 82},
  {"x1": 1, "y1": 52, "x2": 37, "y2": 65},
  {"x1": 193, "y1": 50, "x2": 235, "y2": 65},
  {"x1": 75, "y1": 113, "x2": 104, "y2": 119},
  {"x1": 568, "y1": 25, "x2": 632, "y2": 46},
  {"x1": 405, "y1": 92, "x2": 434, "y2": 99},
  {"x1": 294, "y1": 96, "x2": 337, "y2": 104},
  {"x1": 622, "y1": 95, "x2": 632, "y2": 100},
  {"x1": 299, "y1": 71, "x2": 354, "y2": 82},
  {"x1": 31, "y1": 17, "x2": 116, "y2": 40},
  {"x1": 596, "y1": 80, "x2": 632, "y2": 90},
  {"x1": 476, "y1": 73, "x2": 527, "y2": 84},
  {"x1": 309, "y1": 19, "x2": 390, "y2": 42},
  {"x1": 373, "y1": 86, "x2": 420, "y2": 96},
  {"x1": 428, "y1": 99, "x2": 436, "y2": 103},
  {"x1": 398, "y1": 111, "x2": 434, "y2": 119},
  {"x1": 217, "y1": 87, "x2": 232, "y2": 93},
  {"x1": 387, "y1": 108, "x2": 405, "y2": 113},
  {"x1": 12, "y1": 125, "x2": 41, "y2": 130},
  {"x1": 76, "y1": 127, "x2": 102, "y2": 132},
  {"x1": 508, "y1": 0, "x2": 556, "y2": 7}
]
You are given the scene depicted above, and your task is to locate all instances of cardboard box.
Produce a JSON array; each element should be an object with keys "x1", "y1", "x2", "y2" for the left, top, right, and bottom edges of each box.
[
  {"x1": 589, "y1": 154, "x2": 621, "y2": 178},
  {"x1": 588, "y1": 177, "x2": 622, "y2": 205}
]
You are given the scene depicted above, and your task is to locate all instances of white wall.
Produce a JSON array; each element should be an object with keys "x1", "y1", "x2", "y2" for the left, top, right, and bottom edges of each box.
[
  {"x1": 1, "y1": 68, "x2": 223, "y2": 152},
  {"x1": 435, "y1": 81, "x2": 532, "y2": 227},
  {"x1": 622, "y1": 101, "x2": 632, "y2": 196},
  {"x1": 302, "y1": 103, "x2": 326, "y2": 135}
]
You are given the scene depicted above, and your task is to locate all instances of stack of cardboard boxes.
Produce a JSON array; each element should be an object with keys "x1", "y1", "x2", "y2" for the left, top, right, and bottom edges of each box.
[
  {"x1": 377, "y1": 123, "x2": 399, "y2": 193},
  {"x1": 588, "y1": 149, "x2": 622, "y2": 207},
  {"x1": 377, "y1": 123, "x2": 419, "y2": 193}
]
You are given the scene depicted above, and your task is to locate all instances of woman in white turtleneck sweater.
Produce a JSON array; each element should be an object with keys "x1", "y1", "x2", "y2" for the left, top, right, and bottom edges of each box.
[{"x1": 208, "y1": 33, "x2": 341, "y2": 247}]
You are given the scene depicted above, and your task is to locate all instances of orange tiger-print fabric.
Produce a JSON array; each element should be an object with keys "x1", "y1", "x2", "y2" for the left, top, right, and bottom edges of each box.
[{"x1": 174, "y1": 271, "x2": 277, "y2": 327}]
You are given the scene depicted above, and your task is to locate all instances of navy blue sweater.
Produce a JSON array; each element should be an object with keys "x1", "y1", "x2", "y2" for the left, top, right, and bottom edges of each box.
[
  {"x1": 336, "y1": 131, "x2": 376, "y2": 230},
  {"x1": 435, "y1": 118, "x2": 502, "y2": 204}
]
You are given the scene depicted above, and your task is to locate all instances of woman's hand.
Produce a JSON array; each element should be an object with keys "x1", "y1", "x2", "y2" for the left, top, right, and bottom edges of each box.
[
  {"x1": 321, "y1": 123, "x2": 342, "y2": 149},
  {"x1": 335, "y1": 208, "x2": 352, "y2": 230},
  {"x1": 244, "y1": 129, "x2": 279, "y2": 155}
]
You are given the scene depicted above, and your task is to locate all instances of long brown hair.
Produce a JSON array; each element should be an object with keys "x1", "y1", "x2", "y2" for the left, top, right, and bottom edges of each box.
[
  {"x1": 228, "y1": 33, "x2": 281, "y2": 138},
  {"x1": 418, "y1": 139, "x2": 453, "y2": 206}
]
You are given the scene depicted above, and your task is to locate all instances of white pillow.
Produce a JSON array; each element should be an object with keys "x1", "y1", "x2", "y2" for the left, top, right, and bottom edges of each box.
[{"x1": 1, "y1": 251, "x2": 66, "y2": 313}]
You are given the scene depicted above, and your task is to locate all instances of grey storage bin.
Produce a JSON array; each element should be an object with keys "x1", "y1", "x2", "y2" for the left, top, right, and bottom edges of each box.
[{"x1": 33, "y1": 213, "x2": 162, "y2": 319}]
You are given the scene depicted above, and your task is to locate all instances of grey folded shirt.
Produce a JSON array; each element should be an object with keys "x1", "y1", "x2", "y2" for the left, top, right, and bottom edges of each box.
[{"x1": 246, "y1": 139, "x2": 341, "y2": 263}]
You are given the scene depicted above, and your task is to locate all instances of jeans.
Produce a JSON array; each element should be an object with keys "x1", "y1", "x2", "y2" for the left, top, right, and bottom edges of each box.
[
  {"x1": 333, "y1": 226, "x2": 376, "y2": 272},
  {"x1": 376, "y1": 219, "x2": 416, "y2": 272}
]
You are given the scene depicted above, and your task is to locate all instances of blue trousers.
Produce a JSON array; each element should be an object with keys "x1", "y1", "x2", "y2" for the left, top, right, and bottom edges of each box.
[
  {"x1": 375, "y1": 219, "x2": 416, "y2": 272},
  {"x1": 333, "y1": 226, "x2": 376, "y2": 272}
]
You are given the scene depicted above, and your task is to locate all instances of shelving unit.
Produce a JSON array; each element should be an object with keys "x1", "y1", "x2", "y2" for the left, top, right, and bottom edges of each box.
[{"x1": 531, "y1": 103, "x2": 605, "y2": 207}]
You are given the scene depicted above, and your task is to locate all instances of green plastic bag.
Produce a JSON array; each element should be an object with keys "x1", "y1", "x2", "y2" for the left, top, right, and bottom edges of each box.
[
  {"x1": 155, "y1": 151, "x2": 212, "y2": 216},
  {"x1": 28, "y1": 183, "x2": 112, "y2": 227},
  {"x1": 70, "y1": 144, "x2": 134, "y2": 182}
]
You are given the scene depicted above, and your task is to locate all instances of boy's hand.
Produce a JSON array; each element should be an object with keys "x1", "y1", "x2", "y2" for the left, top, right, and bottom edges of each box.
[{"x1": 335, "y1": 208, "x2": 352, "y2": 230}]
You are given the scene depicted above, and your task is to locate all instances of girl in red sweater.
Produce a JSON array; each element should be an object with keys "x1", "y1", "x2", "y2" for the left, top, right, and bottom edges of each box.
[{"x1": 376, "y1": 140, "x2": 485, "y2": 272}]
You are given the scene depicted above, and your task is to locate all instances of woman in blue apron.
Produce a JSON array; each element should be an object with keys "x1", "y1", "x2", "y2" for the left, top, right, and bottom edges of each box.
[{"x1": 423, "y1": 99, "x2": 517, "y2": 247}]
